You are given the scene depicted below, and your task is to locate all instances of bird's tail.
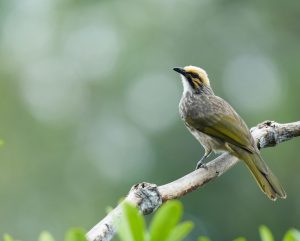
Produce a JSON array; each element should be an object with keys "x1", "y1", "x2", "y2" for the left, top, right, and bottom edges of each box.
[
  {"x1": 242, "y1": 152, "x2": 286, "y2": 201},
  {"x1": 228, "y1": 143, "x2": 286, "y2": 200}
]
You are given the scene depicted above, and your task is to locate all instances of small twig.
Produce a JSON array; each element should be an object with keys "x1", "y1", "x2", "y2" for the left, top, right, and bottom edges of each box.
[{"x1": 86, "y1": 120, "x2": 300, "y2": 241}]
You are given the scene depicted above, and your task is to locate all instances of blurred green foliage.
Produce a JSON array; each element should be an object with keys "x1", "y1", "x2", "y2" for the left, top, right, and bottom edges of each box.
[
  {"x1": 118, "y1": 201, "x2": 193, "y2": 241},
  {"x1": 259, "y1": 225, "x2": 275, "y2": 241},
  {"x1": 198, "y1": 226, "x2": 300, "y2": 241},
  {"x1": 117, "y1": 201, "x2": 300, "y2": 241},
  {"x1": 2, "y1": 202, "x2": 300, "y2": 241},
  {"x1": 3, "y1": 229, "x2": 87, "y2": 241},
  {"x1": 0, "y1": 0, "x2": 300, "y2": 240}
]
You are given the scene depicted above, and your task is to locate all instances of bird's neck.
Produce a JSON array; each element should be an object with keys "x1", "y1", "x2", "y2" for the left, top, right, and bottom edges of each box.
[
  {"x1": 200, "y1": 85, "x2": 215, "y2": 95},
  {"x1": 181, "y1": 77, "x2": 194, "y2": 95},
  {"x1": 181, "y1": 79, "x2": 214, "y2": 96}
]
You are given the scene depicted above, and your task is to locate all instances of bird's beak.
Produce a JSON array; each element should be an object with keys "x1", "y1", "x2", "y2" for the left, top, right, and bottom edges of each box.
[{"x1": 173, "y1": 67, "x2": 186, "y2": 76}]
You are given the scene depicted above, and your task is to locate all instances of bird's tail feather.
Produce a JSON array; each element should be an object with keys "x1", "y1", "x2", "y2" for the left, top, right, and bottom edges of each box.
[
  {"x1": 227, "y1": 143, "x2": 286, "y2": 200},
  {"x1": 243, "y1": 152, "x2": 286, "y2": 201}
]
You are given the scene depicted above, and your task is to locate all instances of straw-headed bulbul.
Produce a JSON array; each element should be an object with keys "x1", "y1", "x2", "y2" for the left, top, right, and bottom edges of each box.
[{"x1": 173, "y1": 65, "x2": 286, "y2": 201}]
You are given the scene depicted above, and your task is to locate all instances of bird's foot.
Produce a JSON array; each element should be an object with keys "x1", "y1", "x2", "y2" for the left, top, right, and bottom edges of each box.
[
  {"x1": 196, "y1": 160, "x2": 208, "y2": 170},
  {"x1": 195, "y1": 151, "x2": 211, "y2": 170}
]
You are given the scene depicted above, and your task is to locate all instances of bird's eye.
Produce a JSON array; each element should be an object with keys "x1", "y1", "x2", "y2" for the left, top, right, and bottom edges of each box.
[{"x1": 190, "y1": 73, "x2": 199, "y2": 79}]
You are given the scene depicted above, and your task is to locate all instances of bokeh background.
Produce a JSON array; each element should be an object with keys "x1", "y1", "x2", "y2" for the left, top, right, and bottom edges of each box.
[{"x1": 0, "y1": 0, "x2": 300, "y2": 240}]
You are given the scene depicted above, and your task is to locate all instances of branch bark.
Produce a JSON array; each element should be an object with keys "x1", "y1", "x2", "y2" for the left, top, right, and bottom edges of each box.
[{"x1": 86, "y1": 120, "x2": 300, "y2": 241}]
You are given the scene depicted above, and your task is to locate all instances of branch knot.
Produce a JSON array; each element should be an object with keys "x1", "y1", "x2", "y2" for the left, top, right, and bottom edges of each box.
[{"x1": 128, "y1": 182, "x2": 162, "y2": 215}]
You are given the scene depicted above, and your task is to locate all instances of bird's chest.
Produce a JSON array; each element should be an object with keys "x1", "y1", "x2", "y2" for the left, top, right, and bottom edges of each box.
[
  {"x1": 179, "y1": 94, "x2": 225, "y2": 152},
  {"x1": 179, "y1": 97, "x2": 188, "y2": 120},
  {"x1": 179, "y1": 94, "x2": 211, "y2": 121}
]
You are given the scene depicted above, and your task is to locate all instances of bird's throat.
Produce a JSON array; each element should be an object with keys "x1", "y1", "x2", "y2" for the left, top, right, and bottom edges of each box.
[{"x1": 181, "y1": 76, "x2": 214, "y2": 96}]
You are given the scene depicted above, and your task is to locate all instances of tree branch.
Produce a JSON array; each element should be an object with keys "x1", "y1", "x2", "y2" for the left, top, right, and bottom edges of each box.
[{"x1": 86, "y1": 120, "x2": 300, "y2": 241}]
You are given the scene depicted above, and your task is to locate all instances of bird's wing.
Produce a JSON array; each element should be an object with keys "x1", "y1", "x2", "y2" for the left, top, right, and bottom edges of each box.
[{"x1": 186, "y1": 95, "x2": 256, "y2": 153}]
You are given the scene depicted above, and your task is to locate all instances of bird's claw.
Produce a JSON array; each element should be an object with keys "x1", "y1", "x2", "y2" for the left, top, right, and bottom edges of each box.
[{"x1": 196, "y1": 161, "x2": 207, "y2": 170}]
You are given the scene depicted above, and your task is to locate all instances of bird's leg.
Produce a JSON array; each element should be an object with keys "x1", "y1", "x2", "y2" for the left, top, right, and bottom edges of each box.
[{"x1": 196, "y1": 150, "x2": 212, "y2": 169}]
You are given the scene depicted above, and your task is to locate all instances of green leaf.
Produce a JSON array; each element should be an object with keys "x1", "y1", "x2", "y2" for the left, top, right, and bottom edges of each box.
[
  {"x1": 259, "y1": 226, "x2": 274, "y2": 241},
  {"x1": 0, "y1": 139, "x2": 4, "y2": 147},
  {"x1": 118, "y1": 202, "x2": 145, "y2": 241},
  {"x1": 38, "y1": 232, "x2": 55, "y2": 241},
  {"x1": 198, "y1": 236, "x2": 211, "y2": 241},
  {"x1": 3, "y1": 234, "x2": 15, "y2": 241},
  {"x1": 149, "y1": 200, "x2": 183, "y2": 241},
  {"x1": 64, "y1": 228, "x2": 87, "y2": 241},
  {"x1": 166, "y1": 221, "x2": 194, "y2": 241},
  {"x1": 283, "y1": 229, "x2": 300, "y2": 241},
  {"x1": 3, "y1": 234, "x2": 20, "y2": 241},
  {"x1": 233, "y1": 237, "x2": 247, "y2": 241}
]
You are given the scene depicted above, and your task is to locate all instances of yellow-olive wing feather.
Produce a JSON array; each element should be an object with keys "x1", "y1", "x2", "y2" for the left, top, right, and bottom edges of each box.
[{"x1": 186, "y1": 95, "x2": 256, "y2": 153}]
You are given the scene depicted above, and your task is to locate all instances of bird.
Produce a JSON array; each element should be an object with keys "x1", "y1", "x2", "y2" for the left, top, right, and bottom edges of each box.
[{"x1": 173, "y1": 65, "x2": 286, "y2": 201}]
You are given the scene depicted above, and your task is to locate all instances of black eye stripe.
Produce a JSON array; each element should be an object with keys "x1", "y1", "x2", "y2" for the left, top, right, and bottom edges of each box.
[
  {"x1": 190, "y1": 73, "x2": 199, "y2": 79},
  {"x1": 187, "y1": 76, "x2": 198, "y2": 89}
]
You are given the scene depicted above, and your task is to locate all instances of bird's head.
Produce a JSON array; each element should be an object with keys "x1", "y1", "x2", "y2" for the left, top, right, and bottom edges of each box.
[{"x1": 173, "y1": 66, "x2": 211, "y2": 94}]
